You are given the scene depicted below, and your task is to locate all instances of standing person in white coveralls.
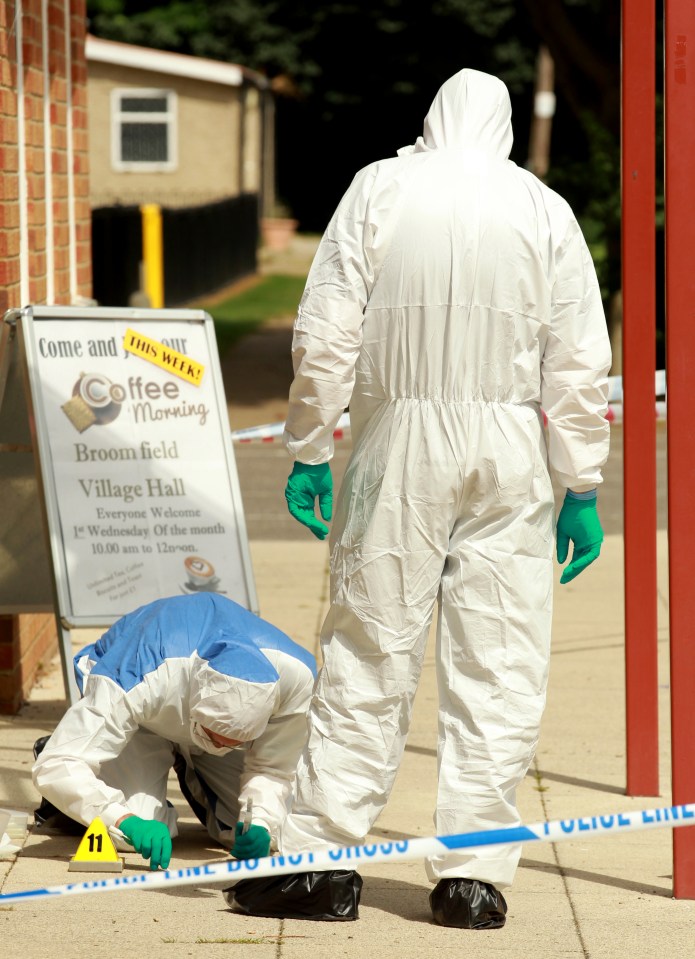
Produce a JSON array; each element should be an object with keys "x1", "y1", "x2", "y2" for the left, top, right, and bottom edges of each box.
[
  {"x1": 32, "y1": 593, "x2": 317, "y2": 870},
  {"x1": 227, "y1": 68, "x2": 611, "y2": 928}
]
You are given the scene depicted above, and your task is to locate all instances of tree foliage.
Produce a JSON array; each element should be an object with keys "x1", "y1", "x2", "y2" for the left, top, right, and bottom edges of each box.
[{"x1": 87, "y1": 0, "x2": 623, "y2": 300}]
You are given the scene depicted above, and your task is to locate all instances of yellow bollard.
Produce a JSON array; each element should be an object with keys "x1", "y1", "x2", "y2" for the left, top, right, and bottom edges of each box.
[{"x1": 141, "y1": 203, "x2": 164, "y2": 308}]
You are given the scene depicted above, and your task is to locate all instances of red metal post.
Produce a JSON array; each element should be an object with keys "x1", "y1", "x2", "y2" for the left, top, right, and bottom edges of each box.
[
  {"x1": 664, "y1": 0, "x2": 695, "y2": 899},
  {"x1": 665, "y1": 0, "x2": 695, "y2": 899},
  {"x1": 621, "y1": 0, "x2": 659, "y2": 796}
]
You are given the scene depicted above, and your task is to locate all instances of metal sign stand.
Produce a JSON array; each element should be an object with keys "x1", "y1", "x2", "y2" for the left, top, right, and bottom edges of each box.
[{"x1": 2, "y1": 305, "x2": 258, "y2": 705}]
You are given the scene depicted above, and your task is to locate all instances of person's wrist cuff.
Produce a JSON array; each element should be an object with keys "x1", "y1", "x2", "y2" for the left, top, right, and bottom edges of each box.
[
  {"x1": 293, "y1": 461, "x2": 330, "y2": 473},
  {"x1": 566, "y1": 488, "x2": 597, "y2": 501},
  {"x1": 104, "y1": 805, "x2": 132, "y2": 830}
]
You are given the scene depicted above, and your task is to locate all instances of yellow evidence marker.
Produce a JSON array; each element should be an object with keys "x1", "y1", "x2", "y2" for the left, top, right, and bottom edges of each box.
[{"x1": 68, "y1": 817, "x2": 124, "y2": 873}]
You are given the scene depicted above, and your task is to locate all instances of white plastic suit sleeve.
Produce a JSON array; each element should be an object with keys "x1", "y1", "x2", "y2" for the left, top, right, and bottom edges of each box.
[
  {"x1": 31, "y1": 678, "x2": 141, "y2": 829},
  {"x1": 542, "y1": 211, "x2": 612, "y2": 489},
  {"x1": 238, "y1": 712, "x2": 310, "y2": 843},
  {"x1": 283, "y1": 167, "x2": 377, "y2": 464}
]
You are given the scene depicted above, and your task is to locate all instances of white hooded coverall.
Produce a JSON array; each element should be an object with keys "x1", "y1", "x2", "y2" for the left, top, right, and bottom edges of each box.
[
  {"x1": 33, "y1": 593, "x2": 316, "y2": 851},
  {"x1": 281, "y1": 69, "x2": 611, "y2": 888}
]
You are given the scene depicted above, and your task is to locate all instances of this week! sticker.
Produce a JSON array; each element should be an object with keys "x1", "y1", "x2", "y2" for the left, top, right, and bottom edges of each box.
[{"x1": 123, "y1": 328, "x2": 205, "y2": 386}]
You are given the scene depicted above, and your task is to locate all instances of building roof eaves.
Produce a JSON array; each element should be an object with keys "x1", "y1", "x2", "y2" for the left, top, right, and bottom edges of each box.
[{"x1": 86, "y1": 35, "x2": 269, "y2": 90}]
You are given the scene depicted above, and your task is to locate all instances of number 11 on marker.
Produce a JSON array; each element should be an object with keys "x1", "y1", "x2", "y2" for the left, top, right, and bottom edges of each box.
[{"x1": 87, "y1": 833, "x2": 103, "y2": 853}]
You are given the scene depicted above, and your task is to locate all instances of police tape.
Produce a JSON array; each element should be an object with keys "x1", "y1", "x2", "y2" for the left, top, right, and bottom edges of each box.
[
  {"x1": 605, "y1": 401, "x2": 667, "y2": 426},
  {"x1": 231, "y1": 412, "x2": 350, "y2": 444},
  {"x1": 230, "y1": 400, "x2": 667, "y2": 443},
  {"x1": 1, "y1": 802, "x2": 693, "y2": 905}
]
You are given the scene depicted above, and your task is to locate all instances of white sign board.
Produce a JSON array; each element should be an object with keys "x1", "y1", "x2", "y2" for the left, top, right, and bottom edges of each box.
[{"x1": 17, "y1": 305, "x2": 258, "y2": 626}]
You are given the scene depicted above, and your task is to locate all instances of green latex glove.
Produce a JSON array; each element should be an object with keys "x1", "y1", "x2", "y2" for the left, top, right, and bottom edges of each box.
[
  {"x1": 556, "y1": 490, "x2": 604, "y2": 585},
  {"x1": 119, "y1": 815, "x2": 172, "y2": 871},
  {"x1": 233, "y1": 822, "x2": 271, "y2": 860},
  {"x1": 285, "y1": 462, "x2": 333, "y2": 540}
]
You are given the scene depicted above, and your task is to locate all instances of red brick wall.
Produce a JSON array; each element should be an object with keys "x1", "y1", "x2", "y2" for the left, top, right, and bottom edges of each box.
[
  {"x1": 0, "y1": 0, "x2": 90, "y2": 713},
  {"x1": 0, "y1": 614, "x2": 58, "y2": 713}
]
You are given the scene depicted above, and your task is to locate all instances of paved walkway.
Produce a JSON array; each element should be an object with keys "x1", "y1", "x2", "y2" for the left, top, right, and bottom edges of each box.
[
  {"x1": 1, "y1": 235, "x2": 689, "y2": 957},
  {"x1": 1, "y1": 526, "x2": 688, "y2": 959}
]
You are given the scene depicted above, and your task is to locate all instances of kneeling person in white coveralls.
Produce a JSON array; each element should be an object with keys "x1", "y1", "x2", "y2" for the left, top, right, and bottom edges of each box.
[{"x1": 32, "y1": 593, "x2": 317, "y2": 870}]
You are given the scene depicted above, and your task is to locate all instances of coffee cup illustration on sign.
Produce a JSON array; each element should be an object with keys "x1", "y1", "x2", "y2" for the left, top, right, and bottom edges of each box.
[
  {"x1": 61, "y1": 372, "x2": 126, "y2": 432},
  {"x1": 183, "y1": 556, "x2": 222, "y2": 593}
]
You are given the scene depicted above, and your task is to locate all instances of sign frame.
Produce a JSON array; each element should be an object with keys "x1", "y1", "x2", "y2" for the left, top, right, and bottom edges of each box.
[
  {"x1": 0, "y1": 314, "x2": 56, "y2": 613},
  {"x1": 12, "y1": 305, "x2": 259, "y2": 700}
]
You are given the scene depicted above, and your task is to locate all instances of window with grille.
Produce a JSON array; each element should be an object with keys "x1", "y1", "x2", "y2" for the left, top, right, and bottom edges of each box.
[{"x1": 111, "y1": 89, "x2": 177, "y2": 172}]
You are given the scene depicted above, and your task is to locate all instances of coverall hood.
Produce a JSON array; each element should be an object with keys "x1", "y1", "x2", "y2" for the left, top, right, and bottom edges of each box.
[
  {"x1": 189, "y1": 652, "x2": 278, "y2": 751},
  {"x1": 398, "y1": 68, "x2": 513, "y2": 159}
]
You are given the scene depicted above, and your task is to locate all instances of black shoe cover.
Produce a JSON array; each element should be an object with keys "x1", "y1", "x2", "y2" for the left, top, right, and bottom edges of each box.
[
  {"x1": 33, "y1": 735, "x2": 51, "y2": 760},
  {"x1": 224, "y1": 870, "x2": 363, "y2": 921},
  {"x1": 430, "y1": 877, "x2": 507, "y2": 929},
  {"x1": 32, "y1": 796, "x2": 85, "y2": 835}
]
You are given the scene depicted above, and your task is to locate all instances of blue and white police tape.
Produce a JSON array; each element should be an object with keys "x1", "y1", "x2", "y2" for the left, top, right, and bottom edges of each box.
[
  {"x1": 229, "y1": 370, "x2": 668, "y2": 443},
  {"x1": 231, "y1": 412, "x2": 351, "y2": 444},
  {"x1": 2, "y1": 802, "x2": 693, "y2": 904}
]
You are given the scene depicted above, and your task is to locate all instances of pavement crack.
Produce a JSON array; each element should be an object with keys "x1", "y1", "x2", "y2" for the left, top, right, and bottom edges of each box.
[{"x1": 532, "y1": 757, "x2": 591, "y2": 959}]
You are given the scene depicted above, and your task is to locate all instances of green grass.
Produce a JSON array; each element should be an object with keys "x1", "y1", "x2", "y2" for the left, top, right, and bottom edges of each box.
[{"x1": 201, "y1": 274, "x2": 307, "y2": 358}]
